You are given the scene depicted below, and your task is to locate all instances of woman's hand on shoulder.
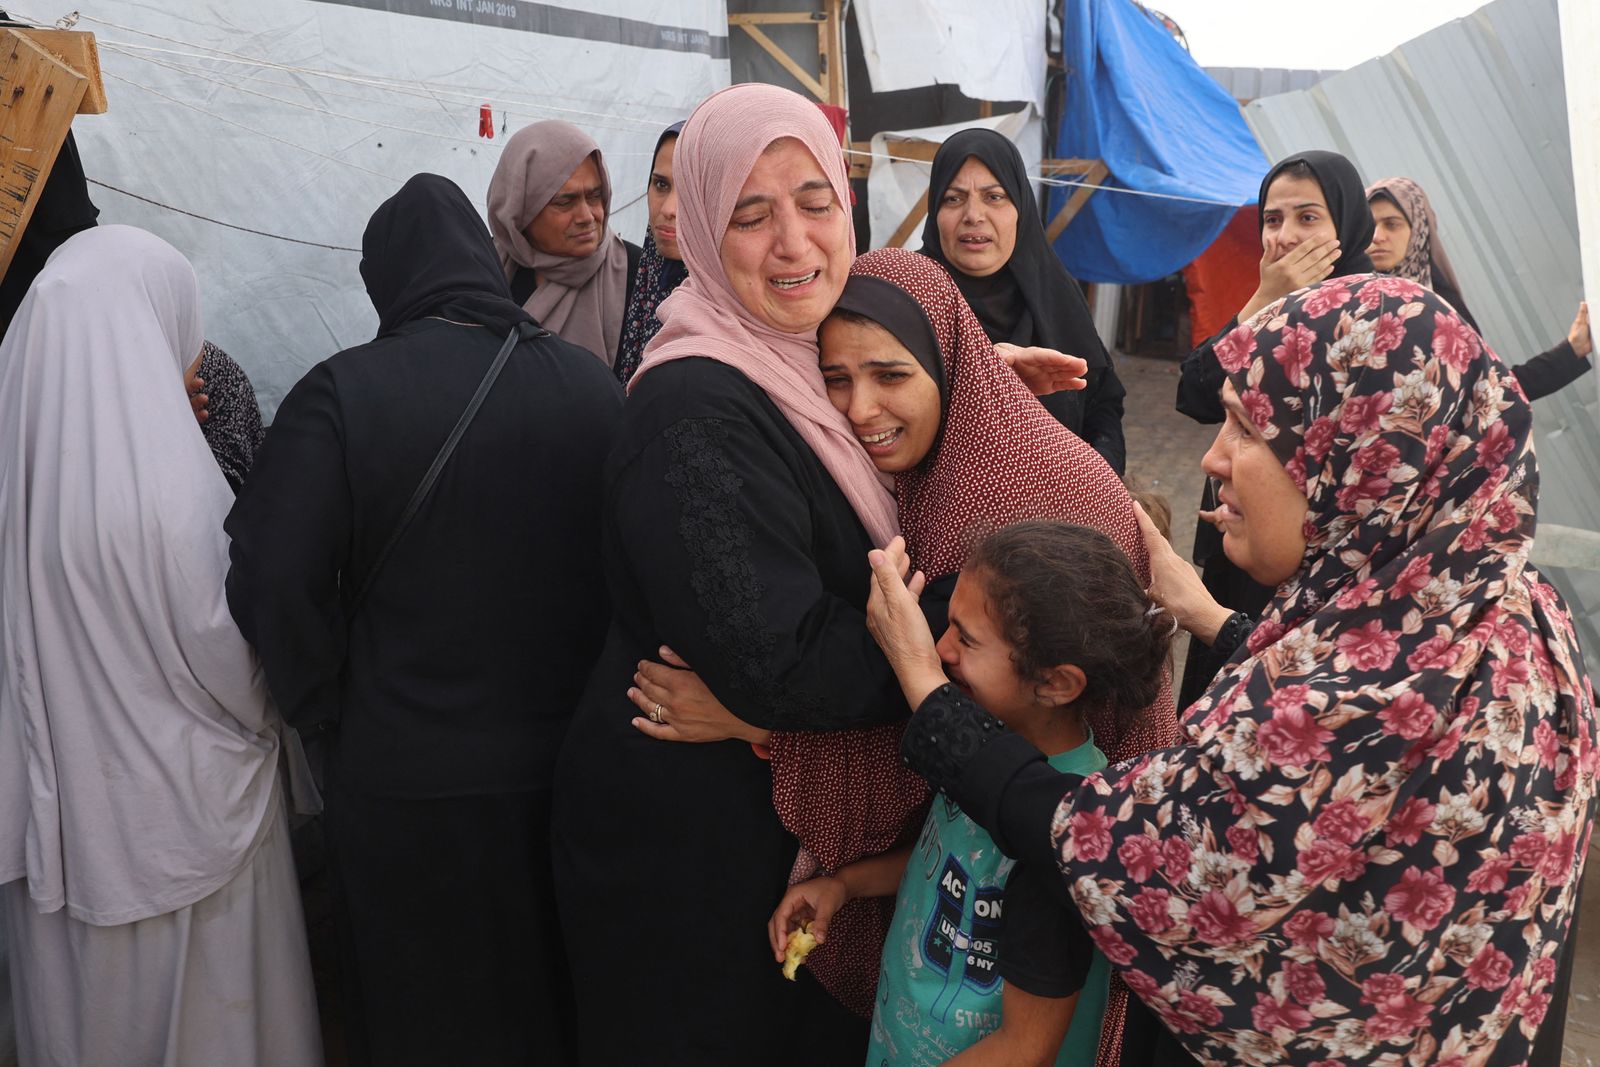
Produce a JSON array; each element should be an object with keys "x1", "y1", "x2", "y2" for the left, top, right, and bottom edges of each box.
[
  {"x1": 866, "y1": 537, "x2": 946, "y2": 707},
  {"x1": 995, "y1": 344, "x2": 1088, "y2": 397},
  {"x1": 628, "y1": 647, "x2": 771, "y2": 745},
  {"x1": 767, "y1": 875, "x2": 850, "y2": 960},
  {"x1": 1136, "y1": 503, "x2": 1234, "y2": 646}
]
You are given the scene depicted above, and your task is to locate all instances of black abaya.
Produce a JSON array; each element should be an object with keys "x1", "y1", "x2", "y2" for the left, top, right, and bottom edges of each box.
[
  {"x1": 551, "y1": 357, "x2": 907, "y2": 1066},
  {"x1": 226, "y1": 175, "x2": 623, "y2": 1066},
  {"x1": 0, "y1": 132, "x2": 98, "y2": 336}
]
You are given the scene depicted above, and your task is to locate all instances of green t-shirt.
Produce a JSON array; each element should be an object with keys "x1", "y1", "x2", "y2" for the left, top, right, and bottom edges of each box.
[{"x1": 865, "y1": 737, "x2": 1109, "y2": 1066}]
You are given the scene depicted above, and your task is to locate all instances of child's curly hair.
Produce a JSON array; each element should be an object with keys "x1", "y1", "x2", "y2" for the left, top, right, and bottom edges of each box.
[{"x1": 966, "y1": 521, "x2": 1173, "y2": 716}]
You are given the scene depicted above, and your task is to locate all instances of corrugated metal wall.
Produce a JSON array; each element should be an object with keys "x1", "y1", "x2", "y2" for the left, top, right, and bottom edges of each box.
[
  {"x1": 1242, "y1": 0, "x2": 1600, "y2": 660},
  {"x1": 1204, "y1": 67, "x2": 1336, "y2": 103}
]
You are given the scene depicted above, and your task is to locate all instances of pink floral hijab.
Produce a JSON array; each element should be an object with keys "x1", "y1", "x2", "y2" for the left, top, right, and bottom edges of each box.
[{"x1": 1055, "y1": 275, "x2": 1597, "y2": 1063}]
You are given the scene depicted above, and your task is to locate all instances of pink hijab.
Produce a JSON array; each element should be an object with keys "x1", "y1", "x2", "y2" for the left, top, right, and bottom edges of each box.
[
  {"x1": 487, "y1": 120, "x2": 631, "y2": 366},
  {"x1": 630, "y1": 84, "x2": 898, "y2": 548}
]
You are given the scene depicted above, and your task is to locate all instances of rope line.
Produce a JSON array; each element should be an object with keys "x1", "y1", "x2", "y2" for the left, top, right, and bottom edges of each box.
[
  {"x1": 844, "y1": 148, "x2": 1245, "y2": 206},
  {"x1": 99, "y1": 43, "x2": 499, "y2": 148},
  {"x1": 87, "y1": 178, "x2": 361, "y2": 251},
  {"x1": 103, "y1": 69, "x2": 406, "y2": 182},
  {"x1": 70, "y1": 13, "x2": 683, "y2": 133}
]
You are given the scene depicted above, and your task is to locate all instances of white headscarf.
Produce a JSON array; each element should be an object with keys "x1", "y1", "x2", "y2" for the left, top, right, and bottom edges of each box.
[{"x1": 0, "y1": 226, "x2": 283, "y2": 926}]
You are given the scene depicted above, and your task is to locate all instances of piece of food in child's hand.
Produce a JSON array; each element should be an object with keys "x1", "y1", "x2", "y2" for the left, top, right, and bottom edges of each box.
[{"x1": 781, "y1": 922, "x2": 819, "y2": 981}]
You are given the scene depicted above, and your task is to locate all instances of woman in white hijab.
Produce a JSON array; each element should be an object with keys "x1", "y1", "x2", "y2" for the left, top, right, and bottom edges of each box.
[{"x1": 0, "y1": 226, "x2": 321, "y2": 1066}]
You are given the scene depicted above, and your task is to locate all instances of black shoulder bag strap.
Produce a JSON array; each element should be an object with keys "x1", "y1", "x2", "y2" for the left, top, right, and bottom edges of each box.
[{"x1": 349, "y1": 321, "x2": 542, "y2": 615}]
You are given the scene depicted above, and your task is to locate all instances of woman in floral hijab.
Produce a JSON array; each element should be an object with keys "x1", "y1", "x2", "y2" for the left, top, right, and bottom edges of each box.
[{"x1": 876, "y1": 274, "x2": 1596, "y2": 1064}]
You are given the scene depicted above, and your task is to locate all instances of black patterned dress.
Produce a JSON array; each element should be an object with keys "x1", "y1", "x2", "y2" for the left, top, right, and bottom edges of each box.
[{"x1": 196, "y1": 341, "x2": 265, "y2": 493}]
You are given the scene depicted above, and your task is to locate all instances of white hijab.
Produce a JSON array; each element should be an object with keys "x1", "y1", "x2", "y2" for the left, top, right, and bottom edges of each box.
[{"x1": 0, "y1": 226, "x2": 283, "y2": 926}]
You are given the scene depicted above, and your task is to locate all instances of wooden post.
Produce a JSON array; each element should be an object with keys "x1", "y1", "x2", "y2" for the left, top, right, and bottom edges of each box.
[
  {"x1": 818, "y1": 0, "x2": 845, "y2": 107},
  {"x1": 17, "y1": 30, "x2": 105, "y2": 114},
  {"x1": 0, "y1": 30, "x2": 89, "y2": 278},
  {"x1": 888, "y1": 192, "x2": 929, "y2": 248},
  {"x1": 1044, "y1": 160, "x2": 1109, "y2": 244}
]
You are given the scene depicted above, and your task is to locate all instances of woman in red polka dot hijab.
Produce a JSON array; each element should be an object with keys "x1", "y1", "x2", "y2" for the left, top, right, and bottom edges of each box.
[{"x1": 764, "y1": 247, "x2": 1181, "y2": 1058}]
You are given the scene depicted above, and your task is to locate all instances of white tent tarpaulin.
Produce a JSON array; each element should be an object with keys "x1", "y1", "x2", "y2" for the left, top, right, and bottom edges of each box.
[
  {"x1": 25, "y1": 0, "x2": 729, "y2": 417},
  {"x1": 866, "y1": 108, "x2": 1042, "y2": 252},
  {"x1": 852, "y1": 0, "x2": 1046, "y2": 112}
]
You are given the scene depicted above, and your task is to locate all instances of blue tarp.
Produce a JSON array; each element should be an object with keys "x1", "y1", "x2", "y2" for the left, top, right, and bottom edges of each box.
[{"x1": 1048, "y1": 0, "x2": 1269, "y2": 284}]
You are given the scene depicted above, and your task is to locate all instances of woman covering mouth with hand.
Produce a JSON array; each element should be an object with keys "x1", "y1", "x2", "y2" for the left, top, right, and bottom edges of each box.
[{"x1": 1173, "y1": 150, "x2": 1376, "y2": 709}]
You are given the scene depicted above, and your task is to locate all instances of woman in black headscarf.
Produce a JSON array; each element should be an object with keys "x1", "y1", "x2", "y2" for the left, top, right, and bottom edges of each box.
[
  {"x1": 920, "y1": 128, "x2": 1127, "y2": 473},
  {"x1": 1172, "y1": 150, "x2": 1374, "y2": 711},
  {"x1": 0, "y1": 133, "x2": 98, "y2": 334},
  {"x1": 614, "y1": 121, "x2": 687, "y2": 384},
  {"x1": 225, "y1": 173, "x2": 623, "y2": 1067}
]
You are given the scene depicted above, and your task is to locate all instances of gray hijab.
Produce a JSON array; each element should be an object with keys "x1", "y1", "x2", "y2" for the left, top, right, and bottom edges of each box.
[{"x1": 486, "y1": 120, "x2": 631, "y2": 365}]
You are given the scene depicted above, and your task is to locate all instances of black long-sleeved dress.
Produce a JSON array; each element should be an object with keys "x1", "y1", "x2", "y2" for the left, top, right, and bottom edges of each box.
[
  {"x1": 551, "y1": 357, "x2": 907, "y2": 1066},
  {"x1": 226, "y1": 318, "x2": 623, "y2": 1066}
]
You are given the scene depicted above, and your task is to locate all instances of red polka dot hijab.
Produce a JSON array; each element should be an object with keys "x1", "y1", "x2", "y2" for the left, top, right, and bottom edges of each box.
[
  {"x1": 846, "y1": 246, "x2": 1178, "y2": 757},
  {"x1": 768, "y1": 247, "x2": 1180, "y2": 1045},
  {"x1": 1054, "y1": 276, "x2": 1597, "y2": 1063}
]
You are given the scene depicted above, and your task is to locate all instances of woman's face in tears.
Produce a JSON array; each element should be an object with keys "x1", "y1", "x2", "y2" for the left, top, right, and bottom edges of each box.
[{"x1": 819, "y1": 314, "x2": 942, "y2": 474}]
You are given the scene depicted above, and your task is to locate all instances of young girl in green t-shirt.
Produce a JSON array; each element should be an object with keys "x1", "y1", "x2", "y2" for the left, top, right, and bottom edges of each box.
[{"x1": 770, "y1": 521, "x2": 1176, "y2": 1066}]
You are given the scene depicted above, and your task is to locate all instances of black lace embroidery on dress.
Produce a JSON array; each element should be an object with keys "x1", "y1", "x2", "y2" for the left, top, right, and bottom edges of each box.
[
  {"x1": 662, "y1": 418, "x2": 824, "y2": 725},
  {"x1": 900, "y1": 683, "x2": 1007, "y2": 792}
]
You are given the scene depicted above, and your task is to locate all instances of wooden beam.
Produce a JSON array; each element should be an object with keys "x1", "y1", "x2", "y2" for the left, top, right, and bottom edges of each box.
[
  {"x1": 16, "y1": 29, "x2": 104, "y2": 114},
  {"x1": 736, "y1": 23, "x2": 827, "y2": 102},
  {"x1": 876, "y1": 139, "x2": 939, "y2": 163},
  {"x1": 1044, "y1": 160, "x2": 1109, "y2": 244},
  {"x1": 0, "y1": 30, "x2": 88, "y2": 278},
  {"x1": 728, "y1": 12, "x2": 825, "y2": 25},
  {"x1": 1038, "y1": 157, "x2": 1099, "y2": 176},
  {"x1": 888, "y1": 191, "x2": 929, "y2": 248}
]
